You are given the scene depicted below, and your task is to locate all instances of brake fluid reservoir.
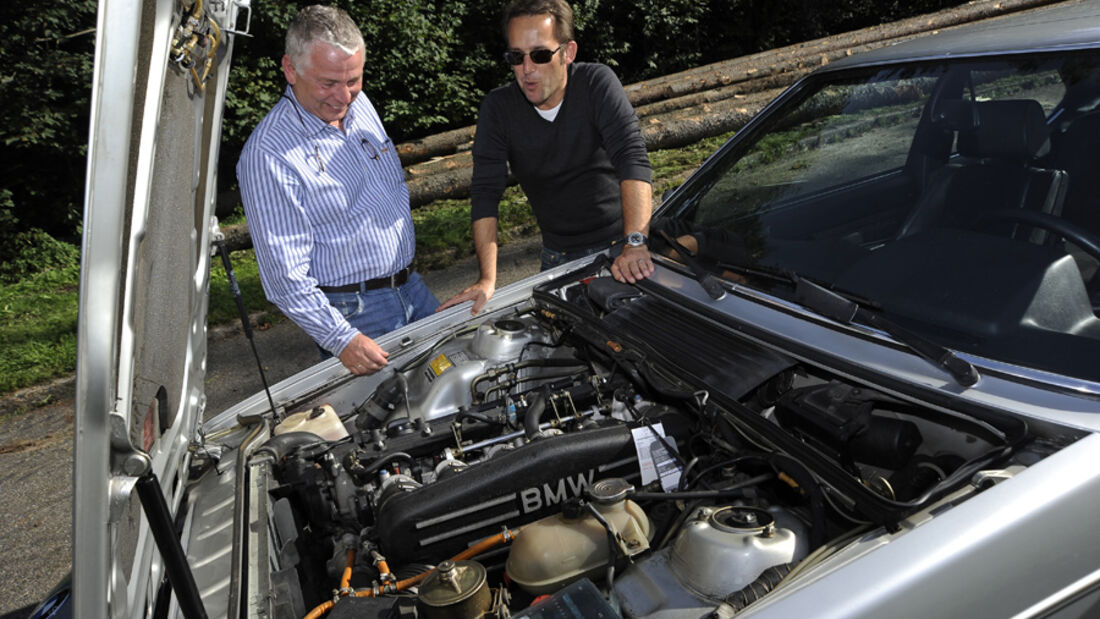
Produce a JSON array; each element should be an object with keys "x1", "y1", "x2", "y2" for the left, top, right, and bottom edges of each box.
[
  {"x1": 506, "y1": 478, "x2": 652, "y2": 594},
  {"x1": 273, "y1": 404, "x2": 349, "y2": 441}
]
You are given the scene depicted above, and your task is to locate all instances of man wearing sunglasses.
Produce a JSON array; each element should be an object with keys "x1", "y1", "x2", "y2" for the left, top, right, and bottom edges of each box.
[
  {"x1": 438, "y1": 0, "x2": 654, "y2": 315},
  {"x1": 237, "y1": 5, "x2": 438, "y2": 376}
]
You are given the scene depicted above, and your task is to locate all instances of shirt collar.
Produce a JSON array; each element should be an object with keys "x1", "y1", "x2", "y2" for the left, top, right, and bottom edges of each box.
[{"x1": 281, "y1": 85, "x2": 343, "y2": 138}]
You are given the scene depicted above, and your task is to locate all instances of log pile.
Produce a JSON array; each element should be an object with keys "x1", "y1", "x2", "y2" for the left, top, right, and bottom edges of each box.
[
  {"x1": 225, "y1": 0, "x2": 1064, "y2": 251},
  {"x1": 398, "y1": 0, "x2": 1059, "y2": 207}
]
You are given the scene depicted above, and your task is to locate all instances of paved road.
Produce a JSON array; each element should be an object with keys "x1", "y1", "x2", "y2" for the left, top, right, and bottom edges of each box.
[{"x1": 0, "y1": 237, "x2": 541, "y2": 618}]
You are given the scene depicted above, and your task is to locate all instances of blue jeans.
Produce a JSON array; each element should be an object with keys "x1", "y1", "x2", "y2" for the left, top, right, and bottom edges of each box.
[
  {"x1": 320, "y1": 271, "x2": 439, "y2": 358},
  {"x1": 539, "y1": 242, "x2": 613, "y2": 271}
]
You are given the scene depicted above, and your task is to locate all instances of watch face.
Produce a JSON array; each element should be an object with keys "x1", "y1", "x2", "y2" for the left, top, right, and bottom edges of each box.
[{"x1": 627, "y1": 232, "x2": 647, "y2": 247}]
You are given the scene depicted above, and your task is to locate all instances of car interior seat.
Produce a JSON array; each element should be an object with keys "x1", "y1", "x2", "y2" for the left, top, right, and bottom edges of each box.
[
  {"x1": 1052, "y1": 110, "x2": 1100, "y2": 240},
  {"x1": 1050, "y1": 109, "x2": 1100, "y2": 297},
  {"x1": 897, "y1": 99, "x2": 1067, "y2": 243}
]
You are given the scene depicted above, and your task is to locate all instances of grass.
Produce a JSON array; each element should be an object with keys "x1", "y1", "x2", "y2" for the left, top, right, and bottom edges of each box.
[
  {"x1": 0, "y1": 130, "x2": 738, "y2": 396},
  {"x1": 208, "y1": 248, "x2": 278, "y2": 326},
  {"x1": 0, "y1": 263, "x2": 80, "y2": 393},
  {"x1": 651, "y1": 131, "x2": 735, "y2": 194},
  {"x1": 413, "y1": 186, "x2": 543, "y2": 270}
]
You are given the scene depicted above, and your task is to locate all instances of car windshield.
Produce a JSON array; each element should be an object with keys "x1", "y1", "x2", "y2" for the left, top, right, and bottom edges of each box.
[{"x1": 662, "y1": 51, "x2": 1100, "y2": 383}]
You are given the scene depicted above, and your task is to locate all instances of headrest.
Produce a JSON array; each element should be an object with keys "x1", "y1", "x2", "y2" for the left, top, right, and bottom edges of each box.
[
  {"x1": 957, "y1": 99, "x2": 1050, "y2": 162},
  {"x1": 930, "y1": 98, "x2": 980, "y2": 131}
]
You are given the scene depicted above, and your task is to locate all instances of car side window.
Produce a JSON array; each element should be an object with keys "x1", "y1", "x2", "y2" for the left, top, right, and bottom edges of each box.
[
  {"x1": 970, "y1": 67, "x2": 1065, "y2": 111},
  {"x1": 690, "y1": 71, "x2": 934, "y2": 229}
]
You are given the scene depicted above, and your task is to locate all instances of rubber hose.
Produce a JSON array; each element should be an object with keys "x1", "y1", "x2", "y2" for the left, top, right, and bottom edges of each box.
[
  {"x1": 523, "y1": 391, "x2": 549, "y2": 440},
  {"x1": 252, "y1": 431, "x2": 325, "y2": 462}
]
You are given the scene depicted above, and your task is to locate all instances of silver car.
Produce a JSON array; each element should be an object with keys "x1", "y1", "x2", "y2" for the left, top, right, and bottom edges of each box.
[{"x1": 52, "y1": 0, "x2": 1100, "y2": 617}]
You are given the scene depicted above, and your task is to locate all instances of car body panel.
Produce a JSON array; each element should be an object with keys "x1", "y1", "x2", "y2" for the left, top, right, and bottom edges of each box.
[
  {"x1": 76, "y1": 0, "x2": 239, "y2": 615},
  {"x1": 76, "y1": 1, "x2": 1100, "y2": 618},
  {"x1": 742, "y1": 433, "x2": 1100, "y2": 618},
  {"x1": 824, "y1": 0, "x2": 1100, "y2": 71}
]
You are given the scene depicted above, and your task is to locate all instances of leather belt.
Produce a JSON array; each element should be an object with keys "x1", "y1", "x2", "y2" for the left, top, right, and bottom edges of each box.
[{"x1": 319, "y1": 265, "x2": 412, "y2": 293}]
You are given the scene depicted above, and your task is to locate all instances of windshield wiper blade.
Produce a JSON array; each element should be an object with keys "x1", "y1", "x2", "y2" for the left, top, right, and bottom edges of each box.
[
  {"x1": 793, "y1": 275, "x2": 979, "y2": 387},
  {"x1": 656, "y1": 229, "x2": 727, "y2": 300}
]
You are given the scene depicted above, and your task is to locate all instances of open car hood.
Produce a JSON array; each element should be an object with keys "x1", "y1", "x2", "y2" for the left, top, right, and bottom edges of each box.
[{"x1": 74, "y1": 0, "x2": 241, "y2": 612}]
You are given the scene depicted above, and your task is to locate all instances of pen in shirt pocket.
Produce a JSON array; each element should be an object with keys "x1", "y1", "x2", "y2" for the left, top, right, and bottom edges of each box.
[{"x1": 360, "y1": 137, "x2": 392, "y2": 161}]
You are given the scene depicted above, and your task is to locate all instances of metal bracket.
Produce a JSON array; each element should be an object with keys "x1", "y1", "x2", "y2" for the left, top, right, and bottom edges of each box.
[{"x1": 224, "y1": 0, "x2": 253, "y2": 37}]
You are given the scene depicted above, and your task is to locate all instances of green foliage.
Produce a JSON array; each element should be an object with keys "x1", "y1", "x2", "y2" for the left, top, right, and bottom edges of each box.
[
  {"x1": 0, "y1": 130, "x2": 749, "y2": 396},
  {"x1": 649, "y1": 129, "x2": 738, "y2": 196},
  {"x1": 570, "y1": 0, "x2": 630, "y2": 67},
  {"x1": 215, "y1": 0, "x2": 972, "y2": 181},
  {"x1": 572, "y1": 0, "x2": 707, "y2": 79},
  {"x1": 412, "y1": 187, "x2": 539, "y2": 270},
  {"x1": 207, "y1": 249, "x2": 277, "y2": 325},
  {"x1": 0, "y1": 263, "x2": 80, "y2": 393},
  {"x1": 352, "y1": 0, "x2": 492, "y2": 135},
  {"x1": 412, "y1": 200, "x2": 478, "y2": 259},
  {"x1": 2, "y1": 0, "x2": 982, "y2": 395},
  {"x1": 223, "y1": 56, "x2": 286, "y2": 147},
  {"x1": 0, "y1": 0, "x2": 97, "y2": 242},
  {"x1": 223, "y1": 0, "x2": 502, "y2": 148},
  {"x1": 0, "y1": 228, "x2": 81, "y2": 284},
  {"x1": 0, "y1": 0, "x2": 976, "y2": 256},
  {"x1": 0, "y1": 189, "x2": 18, "y2": 252}
]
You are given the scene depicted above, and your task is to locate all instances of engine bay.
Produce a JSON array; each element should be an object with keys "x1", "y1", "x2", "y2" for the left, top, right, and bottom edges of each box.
[{"x1": 227, "y1": 261, "x2": 1075, "y2": 618}]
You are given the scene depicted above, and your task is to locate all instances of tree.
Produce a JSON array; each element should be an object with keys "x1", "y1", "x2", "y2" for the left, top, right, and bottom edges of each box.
[
  {"x1": 0, "y1": 0, "x2": 97, "y2": 254},
  {"x1": 0, "y1": 0, "x2": 975, "y2": 271},
  {"x1": 222, "y1": 0, "x2": 502, "y2": 148}
]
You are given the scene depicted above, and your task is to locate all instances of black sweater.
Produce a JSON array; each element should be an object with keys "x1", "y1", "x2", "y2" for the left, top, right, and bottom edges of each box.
[{"x1": 470, "y1": 62, "x2": 652, "y2": 251}]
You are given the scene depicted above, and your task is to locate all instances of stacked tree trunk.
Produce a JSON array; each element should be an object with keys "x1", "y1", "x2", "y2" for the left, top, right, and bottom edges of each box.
[
  {"x1": 398, "y1": 0, "x2": 1059, "y2": 208},
  {"x1": 225, "y1": 0, "x2": 1064, "y2": 250}
]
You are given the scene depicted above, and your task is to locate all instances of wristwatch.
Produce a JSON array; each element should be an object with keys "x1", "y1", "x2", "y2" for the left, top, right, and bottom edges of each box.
[{"x1": 624, "y1": 231, "x2": 648, "y2": 248}]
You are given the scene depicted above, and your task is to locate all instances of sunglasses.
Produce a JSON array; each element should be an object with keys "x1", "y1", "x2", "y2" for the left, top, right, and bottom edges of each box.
[{"x1": 503, "y1": 44, "x2": 564, "y2": 66}]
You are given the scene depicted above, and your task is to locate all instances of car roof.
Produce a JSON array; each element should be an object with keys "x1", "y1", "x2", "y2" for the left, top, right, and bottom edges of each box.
[{"x1": 824, "y1": 0, "x2": 1100, "y2": 72}]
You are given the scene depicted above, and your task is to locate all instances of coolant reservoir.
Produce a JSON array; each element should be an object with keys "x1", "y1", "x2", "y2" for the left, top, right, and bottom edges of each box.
[
  {"x1": 273, "y1": 404, "x2": 349, "y2": 441},
  {"x1": 506, "y1": 479, "x2": 652, "y2": 594}
]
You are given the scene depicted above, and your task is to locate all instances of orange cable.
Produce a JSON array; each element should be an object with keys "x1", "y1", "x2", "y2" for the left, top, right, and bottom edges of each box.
[
  {"x1": 303, "y1": 600, "x2": 333, "y2": 619},
  {"x1": 354, "y1": 529, "x2": 518, "y2": 599},
  {"x1": 302, "y1": 548, "x2": 357, "y2": 619},
  {"x1": 339, "y1": 549, "x2": 356, "y2": 590}
]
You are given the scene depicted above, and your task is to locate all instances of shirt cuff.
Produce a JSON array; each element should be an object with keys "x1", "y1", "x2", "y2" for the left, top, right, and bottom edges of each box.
[{"x1": 319, "y1": 321, "x2": 359, "y2": 357}]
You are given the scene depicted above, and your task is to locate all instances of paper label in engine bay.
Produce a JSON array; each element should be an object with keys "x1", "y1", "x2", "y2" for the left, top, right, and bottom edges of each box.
[
  {"x1": 427, "y1": 351, "x2": 468, "y2": 378},
  {"x1": 632, "y1": 423, "x2": 683, "y2": 493}
]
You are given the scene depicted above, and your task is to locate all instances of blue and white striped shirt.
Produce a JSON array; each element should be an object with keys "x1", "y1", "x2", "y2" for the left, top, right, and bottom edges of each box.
[{"x1": 237, "y1": 87, "x2": 416, "y2": 354}]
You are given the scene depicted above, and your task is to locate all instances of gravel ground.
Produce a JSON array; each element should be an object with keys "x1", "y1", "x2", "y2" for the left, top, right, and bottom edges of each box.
[{"x1": 0, "y1": 236, "x2": 541, "y2": 618}]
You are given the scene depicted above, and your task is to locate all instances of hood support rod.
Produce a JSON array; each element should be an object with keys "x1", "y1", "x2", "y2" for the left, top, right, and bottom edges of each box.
[
  {"x1": 215, "y1": 239, "x2": 281, "y2": 420},
  {"x1": 136, "y1": 473, "x2": 209, "y2": 619}
]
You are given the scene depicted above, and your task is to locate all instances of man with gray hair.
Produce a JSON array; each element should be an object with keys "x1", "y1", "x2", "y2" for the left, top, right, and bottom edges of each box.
[{"x1": 238, "y1": 5, "x2": 437, "y2": 376}]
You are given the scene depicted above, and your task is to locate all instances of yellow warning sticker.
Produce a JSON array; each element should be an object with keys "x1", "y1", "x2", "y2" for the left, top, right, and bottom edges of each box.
[{"x1": 429, "y1": 354, "x2": 453, "y2": 376}]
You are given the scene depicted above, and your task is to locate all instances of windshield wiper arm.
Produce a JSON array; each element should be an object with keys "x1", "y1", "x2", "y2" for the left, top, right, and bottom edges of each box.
[
  {"x1": 656, "y1": 229, "x2": 727, "y2": 300},
  {"x1": 793, "y1": 275, "x2": 979, "y2": 387}
]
